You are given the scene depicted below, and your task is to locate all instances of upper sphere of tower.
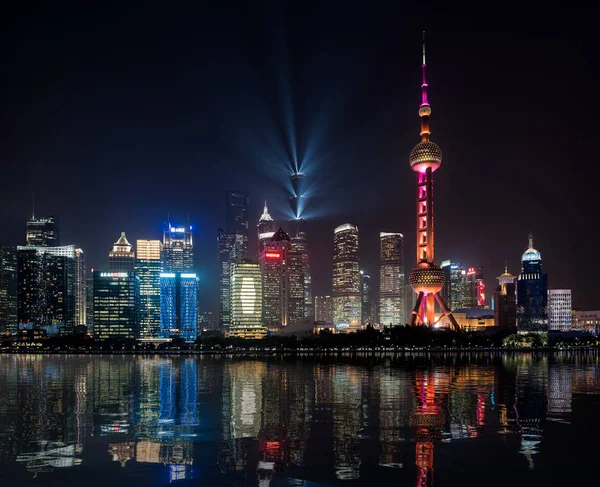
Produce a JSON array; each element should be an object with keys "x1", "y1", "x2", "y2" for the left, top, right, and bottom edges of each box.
[
  {"x1": 409, "y1": 141, "x2": 442, "y2": 172},
  {"x1": 419, "y1": 106, "x2": 431, "y2": 117}
]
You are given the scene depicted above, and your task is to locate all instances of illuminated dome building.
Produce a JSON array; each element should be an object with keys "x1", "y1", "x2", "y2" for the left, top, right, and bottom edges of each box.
[
  {"x1": 517, "y1": 233, "x2": 548, "y2": 332},
  {"x1": 407, "y1": 34, "x2": 460, "y2": 331}
]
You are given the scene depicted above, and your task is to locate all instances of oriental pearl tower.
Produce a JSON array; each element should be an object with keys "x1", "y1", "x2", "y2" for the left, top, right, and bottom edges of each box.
[{"x1": 408, "y1": 33, "x2": 460, "y2": 332}]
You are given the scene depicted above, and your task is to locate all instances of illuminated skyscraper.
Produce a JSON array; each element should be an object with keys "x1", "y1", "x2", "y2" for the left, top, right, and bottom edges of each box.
[
  {"x1": 260, "y1": 228, "x2": 304, "y2": 328},
  {"x1": 229, "y1": 262, "x2": 266, "y2": 339},
  {"x1": 440, "y1": 260, "x2": 467, "y2": 310},
  {"x1": 0, "y1": 244, "x2": 17, "y2": 334},
  {"x1": 26, "y1": 215, "x2": 59, "y2": 247},
  {"x1": 494, "y1": 265, "x2": 517, "y2": 330},
  {"x1": 360, "y1": 271, "x2": 372, "y2": 324},
  {"x1": 75, "y1": 248, "x2": 86, "y2": 326},
  {"x1": 332, "y1": 223, "x2": 361, "y2": 331},
  {"x1": 159, "y1": 272, "x2": 197, "y2": 341},
  {"x1": 379, "y1": 232, "x2": 404, "y2": 326},
  {"x1": 162, "y1": 224, "x2": 193, "y2": 272},
  {"x1": 517, "y1": 233, "x2": 548, "y2": 332},
  {"x1": 93, "y1": 270, "x2": 139, "y2": 339},
  {"x1": 548, "y1": 289, "x2": 572, "y2": 332},
  {"x1": 136, "y1": 240, "x2": 163, "y2": 338},
  {"x1": 226, "y1": 191, "x2": 249, "y2": 260},
  {"x1": 407, "y1": 35, "x2": 460, "y2": 330},
  {"x1": 218, "y1": 229, "x2": 234, "y2": 331},
  {"x1": 257, "y1": 202, "x2": 276, "y2": 258},
  {"x1": 290, "y1": 219, "x2": 313, "y2": 320},
  {"x1": 109, "y1": 232, "x2": 135, "y2": 272},
  {"x1": 315, "y1": 295, "x2": 333, "y2": 324},
  {"x1": 464, "y1": 266, "x2": 485, "y2": 308},
  {"x1": 17, "y1": 244, "x2": 76, "y2": 335}
]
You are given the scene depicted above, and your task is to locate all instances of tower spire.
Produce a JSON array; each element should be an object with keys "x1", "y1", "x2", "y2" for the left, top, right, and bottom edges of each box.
[
  {"x1": 419, "y1": 30, "x2": 431, "y2": 142},
  {"x1": 32, "y1": 192, "x2": 35, "y2": 219},
  {"x1": 528, "y1": 231, "x2": 534, "y2": 249}
]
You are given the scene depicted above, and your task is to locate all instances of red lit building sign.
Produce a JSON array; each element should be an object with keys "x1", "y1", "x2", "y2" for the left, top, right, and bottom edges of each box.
[{"x1": 265, "y1": 251, "x2": 281, "y2": 260}]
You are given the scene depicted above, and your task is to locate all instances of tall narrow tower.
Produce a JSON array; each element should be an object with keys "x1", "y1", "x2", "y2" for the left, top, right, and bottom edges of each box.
[{"x1": 408, "y1": 33, "x2": 460, "y2": 332}]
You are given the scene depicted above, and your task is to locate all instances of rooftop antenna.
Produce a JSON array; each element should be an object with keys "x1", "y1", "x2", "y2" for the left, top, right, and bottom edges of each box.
[{"x1": 32, "y1": 192, "x2": 35, "y2": 219}]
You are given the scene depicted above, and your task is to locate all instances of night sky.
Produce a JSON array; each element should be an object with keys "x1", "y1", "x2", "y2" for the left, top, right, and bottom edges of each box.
[{"x1": 1, "y1": 3, "x2": 599, "y2": 311}]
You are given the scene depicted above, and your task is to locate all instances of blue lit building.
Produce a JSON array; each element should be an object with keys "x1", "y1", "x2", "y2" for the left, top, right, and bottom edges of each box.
[
  {"x1": 517, "y1": 234, "x2": 548, "y2": 332},
  {"x1": 160, "y1": 272, "x2": 197, "y2": 341}
]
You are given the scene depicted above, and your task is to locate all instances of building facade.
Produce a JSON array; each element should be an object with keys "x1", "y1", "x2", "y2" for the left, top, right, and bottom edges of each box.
[
  {"x1": 26, "y1": 215, "x2": 59, "y2": 247},
  {"x1": 548, "y1": 289, "x2": 572, "y2": 332},
  {"x1": 229, "y1": 262, "x2": 266, "y2": 339},
  {"x1": 315, "y1": 295, "x2": 334, "y2": 324},
  {"x1": 332, "y1": 224, "x2": 361, "y2": 331},
  {"x1": 75, "y1": 248, "x2": 86, "y2": 327},
  {"x1": 574, "y1": 310, "x2": 600, "y2": 334},
  {"x1": 290, "y1": 219, "x2": 313, "y2": 321},
  {"x1": 109, "y1": 232, "x2": 135, "y2": 272},
  {"x1": 440, "y1": 260, "x2": 467, "y2": 310},
  {"x1": 379, "y1": 232, "x2": 404, "y2": 326},
  {"x1": 217, "y1": 228, "x2": 234, "y2": 331},
  {"x1": 493, "y1": 266, "x2": 517, "y2": 330},
  {"x1": 17, "y1": 245, "x2": 76, "y2": 335},
  {"x1": 136, "y1": 240, "x2": 163, "y2": 339},
  {"x1": 0, "y1": 244, "x2": 18, "y2": 334},
  {"x1": 92, "y1": 270, "x2": 140, "y2": 339},
  {"x1": 360, "y1": 272, "x2": 372, "y2": 325},
  {"x1": 226, "y1": 191, "x2": 249, "y2": 260},
  {"x1": 464, "y1": 266, "x2": 485, "y2": 308},
  {"x1": 159, "y1": 272, "x2": 197, "y2": 341},
  {"x1": 257, "y1": 202, "x2": 276, "y2": 259},
  {"x1": 517, "y1": 234, "x2": 548, "y2": 332},
  {"x1": 162, "y1": 224, "x2": 193, "y2": 272}
]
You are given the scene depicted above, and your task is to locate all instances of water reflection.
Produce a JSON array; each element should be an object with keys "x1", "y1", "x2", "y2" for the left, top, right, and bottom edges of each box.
[{"x1": 0, "y1": 353, "x2": 598, "y2": 485}]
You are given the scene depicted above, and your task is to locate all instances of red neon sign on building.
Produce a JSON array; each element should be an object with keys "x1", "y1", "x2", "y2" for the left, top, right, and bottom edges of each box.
[{"x1": 265, "y1": 251, "x2": 281, "y2": 260}]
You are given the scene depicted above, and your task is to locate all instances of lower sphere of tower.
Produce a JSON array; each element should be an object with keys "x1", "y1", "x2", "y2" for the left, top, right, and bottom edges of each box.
[{"x1": 409, "y1": 262, "x2": 445, "y2": 295}]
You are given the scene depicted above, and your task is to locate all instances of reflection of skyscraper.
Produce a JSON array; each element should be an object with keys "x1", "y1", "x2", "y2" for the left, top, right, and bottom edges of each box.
[
  {"x1": 162, "y1": 224, "x2": 193, "y2": 272},
  {"x1": 517, "y1": 234, "x2": 548, "y2": 332},
  {"x1": 108, "y1": 232, "x2": 135, "y2": 272},
  {"x1": 379, "y1": 232, "x2": 404, "y2": 326},
  {"x1": 332, "y1": 224, "x2": 361, "y2": 332},
  {"x1": 136, "y1": 240, "x2": 163, "y2": 338},
  {"x1": 547, "y1": 363, "x2": 572, "y2": 422},
  {"x1": 0, "y1": 244, "x2": 18, "y2": 334}
]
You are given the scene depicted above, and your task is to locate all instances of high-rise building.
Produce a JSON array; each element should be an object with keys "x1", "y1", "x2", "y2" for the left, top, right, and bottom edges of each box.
[
  {"x1": 109, "y1": 232, "x2": 135, "y2": 272},
  {"x1": 86, "y1": 273, "x2": 94, "y2": 327},
  {"x1": 162, "y1": 224, "x2": 193, "y2": 272},
  {"x1": 75, "y1": 248, "x2": 86, "y2": 327},
  {"x1": 407, "y1": 38, "x2": 460, "y2": 330},
  {"x1": 440, "y1": 260, "x2": 467, "y2": 310},
  {"x1": 229, "y1": 262, "x2": 266, "y2": 339},
  {"x1": 136, "y1": 240, "x2": 163, "y2": 339},
  {"x1": 218, "y1": 229, "x2": 234, "y2": 331},
  {"x1": 464, "y1": 266, "x2": 485, "y2": 308},
  {"x1": 226, "y1": 191, "x2": 249, "y2": 260},
  {"x1": 17, "y1": 245, "x2": 76, "y2": 335},
  {"x1": 257, "y1": 202, "x2": 276, "y2": 258},
  {"x1": 159, "y1": 272, "x2": 197, "y2": 341},
  {"x1": 517, "y1": 233, "x2": 548, "y2": 332},
  {"x1": 548, "y1": 289, "x2": 572, "y2": 332},
  {"x1": 290, "y1": 219, "x2": 313, "y2": 320},
  {"x1": 315, "y1": 295, "x2": 334, "y2": 324},
  {"x1": 92, "y1": 270, "x2": 140, "y2": 339},
  {"x1": 26, "y1": 215, "x2": 59, "y2": 247},
  {"x1": 360, "y1": 271, "x2": 372, "y2": 325},
  {"x1": 332, "y1": 223, "x2": 361, "y2": 332},
  {"x1": 379, "y1": 232, "x2": 405, "y2": 326},
  {"x1": 0, "y1": 244, "x2": 18, "y2": 334},
  {"x1": 260, "y1": 228, "x2": 305, "y2": 328},
  {"x1": 494, "y1": 265, "x2": 517, "y2": 330}
]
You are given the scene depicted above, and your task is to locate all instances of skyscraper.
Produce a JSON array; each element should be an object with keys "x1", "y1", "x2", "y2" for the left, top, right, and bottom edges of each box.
[
  {"x1": 92, "y1": 270, "x2": 140, "y2": 339},
  {"x1": 517, "y1": 233, "x2": 548, "y2": 332},
  {"x1": 218, "y1": 229, "x2": 234, "y2": 331},
  {"x1": 290, "y1": 219, "x2": 313, "y2": 320},
  {"x1": 407, "y1": 35, "x2": 459, "y2": 330},
  {"x1": 226, "y1": 191, "x2": 249, "y2": 260},
  {"x1": 17, "y1": 245, "x2": 76, "y2": 335},
  {"x1": 260, "y1": 228, "x2": 305, "y2": 328},
  {"x1": 379, "y1": 232, "x2": 405, "y2": 326},
  {"x1": 315, "y1": 295, "x2": 334, "y2": 324},
  {"x1": 360, "y1": 271, "x2": 372, "y2": 325},
  {"x1": 109, "y1": 232, "x2": 135, "y2": 272},
  {"x1": 257, "y1": 202, "x2": 276, "y2": 258},
  {"x1": 26, "y1": 215, "x2": 59, "y2": 247},
  {"x1": 464, "y1": 266, "x2": 485, "y2": 308},
  {"x1": 136, "y1": 240, "x2": 163, "y2": 339},
  {"x1": 440, "y1": 260, "x2": 467, "y2": 310},
  {"x1": 494, "y1": 265, "x2": 517, "y2": 330},
  {"x1": 332, "y1": 223, "x2": 361, "y2": 332},
  {"x1": 548, "y1": 289, "x2": 572, "y2": 332},
  {"x1": 159, "y1": 272, "x2": 197, "y2": 341},
  {"x1": 75, "y1": 248, "x2": 86, "y2": 327},
  {"x1": 0, "y1": 244, "x2": 17, "y2": 334},
  {"x1": 162, "y1": 224, "x2": 193, "y2": 272},
  {"x1": 229, "y1": 261, "x2": 266, "y2": 339}
]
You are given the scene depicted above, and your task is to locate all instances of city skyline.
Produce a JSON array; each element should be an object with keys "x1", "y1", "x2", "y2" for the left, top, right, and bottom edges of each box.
[{"x1": 0, "y1": 6, "x2": 597, "y2": 311}]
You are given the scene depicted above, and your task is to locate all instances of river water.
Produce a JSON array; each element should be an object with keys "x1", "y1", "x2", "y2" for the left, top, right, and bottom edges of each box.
[{"x1": 0, "y1": 353, "x2": 598, "y2": 486}]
